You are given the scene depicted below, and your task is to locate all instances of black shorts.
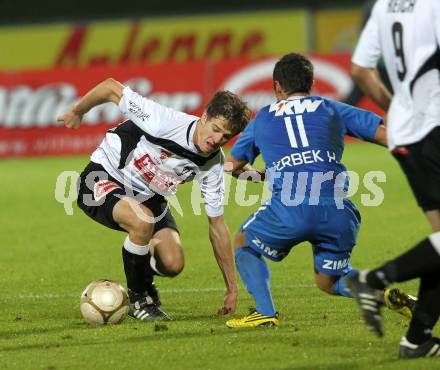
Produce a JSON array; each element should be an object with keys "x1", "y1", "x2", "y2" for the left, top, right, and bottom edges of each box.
[
  {"x1": 392, "y1": 126, "x2": 440, "y2": 212},
  {"x1": 77, "y1": 162, "x2": 178, "y2": 234}
]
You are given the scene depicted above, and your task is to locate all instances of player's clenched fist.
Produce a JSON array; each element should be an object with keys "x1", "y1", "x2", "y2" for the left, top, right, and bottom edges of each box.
[
  {"x1": 57, "y1": 106, "x2": 83, "y2": 129},
  {"x1": 217, "y1": 289, "x2": 238, "y2": 316}
]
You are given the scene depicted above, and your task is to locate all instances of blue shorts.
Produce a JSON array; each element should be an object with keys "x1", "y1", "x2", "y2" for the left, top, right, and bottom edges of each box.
[{"x1": 241, "y1": 196, "x2": 361, "y2": 276}]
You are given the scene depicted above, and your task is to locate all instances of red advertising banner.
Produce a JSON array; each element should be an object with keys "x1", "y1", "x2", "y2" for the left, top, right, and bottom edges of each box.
[{"x1": 0, "y1": 55, "x2": 381, "y2": 158}]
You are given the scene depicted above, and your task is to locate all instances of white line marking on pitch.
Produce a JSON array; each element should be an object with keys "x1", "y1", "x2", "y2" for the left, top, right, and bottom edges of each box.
[{"x1": 4, "y1": 284, "x2": 316, "y2": 300}]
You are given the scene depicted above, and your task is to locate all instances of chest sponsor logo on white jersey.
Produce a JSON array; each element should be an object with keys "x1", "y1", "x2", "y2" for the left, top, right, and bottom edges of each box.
[
  {"x1": 134, "y1": 153, "x2": 183, "y2": 192},
  {"x1": 322, "y1": 258, "x2": 350, "y2": 271}
]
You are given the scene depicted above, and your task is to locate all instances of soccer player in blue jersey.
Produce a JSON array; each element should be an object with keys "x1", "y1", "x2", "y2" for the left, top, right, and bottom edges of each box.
[{"x1": 225, "y1": 53, "x2": 415, "y2": 328}]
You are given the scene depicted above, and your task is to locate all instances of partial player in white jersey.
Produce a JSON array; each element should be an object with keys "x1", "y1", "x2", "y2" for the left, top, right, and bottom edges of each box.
[
  {"x1": 57, "y1": 78, "x2": 251, "y2": 321},
  {"x1": 348, "y1": 0, "x2": 440, "y2": 359}
]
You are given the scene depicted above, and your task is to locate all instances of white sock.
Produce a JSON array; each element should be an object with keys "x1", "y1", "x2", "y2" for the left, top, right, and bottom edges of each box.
[
  {"x1": 429, "y1": 231, "x2": 440, "y2": 255},
  {"x1": 400, "y1": 336, "x2": 419, "y2": 348},
  {"x1": 123, "y1": 236, "x2": 149, "y2": 256},
  {"x1": 150, "y1": 255, "x2": 164, "y2": 276},
  {"x1": 124, "y1": 236, "x2": 165, "y2": 276}
]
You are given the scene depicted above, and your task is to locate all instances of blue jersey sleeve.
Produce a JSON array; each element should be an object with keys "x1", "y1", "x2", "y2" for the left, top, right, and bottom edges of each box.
[
  {"x1": 334, "y1": 101, "x2": 382, "y2": 141},
  {"x1": 230, "y1": 118, "x2": 260, "y2": 164}
]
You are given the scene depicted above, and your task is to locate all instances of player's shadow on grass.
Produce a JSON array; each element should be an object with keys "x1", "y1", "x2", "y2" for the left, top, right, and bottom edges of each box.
[
  {"x1": 0, "y1": 323, "x2": 84, "y2": 340},
  {"x1": 171, "y1": 314, "x2": 227, "y2": 321},
  {"x1": 278, "y1": 358, "x2": 398, "y2": 370},
  {"x1": 0, "y1": 324, "x2": 268, "y2": 352}
]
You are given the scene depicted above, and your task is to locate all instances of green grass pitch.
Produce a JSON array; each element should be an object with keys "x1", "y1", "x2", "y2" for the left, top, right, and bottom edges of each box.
[{"x1": 0, "y1": 142, "x2": 437, "y2": 370}]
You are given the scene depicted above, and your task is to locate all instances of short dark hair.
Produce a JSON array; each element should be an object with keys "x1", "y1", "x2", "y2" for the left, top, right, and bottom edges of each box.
[
  {"x1": 273, "y1": 53, "x2": 314, "y2": 94},
  {"x1": 206, "y1": 91, "x2": 251, "y2": 135}
]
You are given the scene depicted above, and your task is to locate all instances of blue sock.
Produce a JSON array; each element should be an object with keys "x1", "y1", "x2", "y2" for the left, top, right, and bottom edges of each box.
[
  {"x1": 235, "y1": 247, "x2": 276, "y2": 316},
  {"x1": 332, "y1": 269, "x2": 358, "y2": 298}
]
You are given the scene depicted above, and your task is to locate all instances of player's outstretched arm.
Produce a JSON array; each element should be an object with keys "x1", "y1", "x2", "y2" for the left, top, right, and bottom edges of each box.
[
  {"x1": 350, "y1": 63, "x2": 392, "y2": 112},
  {"x1": 207, "y1": 215, "x2": 238, "y2": 315},
  {"x1": 57, "y1": 78, "x2": 124, "y2": 129},
  {"x1": 372, "y1": 124, "x2": 387, "y2": 147},
  {"x1": 225, "y1": 154, "x2": 265, "y2": 182}
]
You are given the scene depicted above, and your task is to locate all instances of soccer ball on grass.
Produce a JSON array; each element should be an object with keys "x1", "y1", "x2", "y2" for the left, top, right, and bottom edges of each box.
[{"x1": 80, "y1": 279, "x2": 129, "y2": 324}]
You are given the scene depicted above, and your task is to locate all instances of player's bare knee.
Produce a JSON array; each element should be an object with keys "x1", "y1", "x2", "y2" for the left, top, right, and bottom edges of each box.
[
  {"x1": 315, "y1": 274, "x2": 337, "y2": 295},
  {"x1": 160, "y1": 259, "x2": 184, "y2": 277},
  {"x1": 166, "y1": 262, "x2": 184, "y2": 277},
  {"x1": 316, "y1": 282, "x2": 334, "y2": 295},
  {"x1": 235, "y1": 231, "x2": 247, "y2": 249},
  {"x1": 155, "y1": 249, "x2": 184, "y2": 277}
]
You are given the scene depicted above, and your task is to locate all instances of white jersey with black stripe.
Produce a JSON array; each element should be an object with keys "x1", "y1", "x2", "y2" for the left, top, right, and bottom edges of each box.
[
  {"x1": 90, "y1": 86, "x2": 225, "y2": 217},
  {"x1": 352, "y1": 0, "x2": 440, "y2": 149}
]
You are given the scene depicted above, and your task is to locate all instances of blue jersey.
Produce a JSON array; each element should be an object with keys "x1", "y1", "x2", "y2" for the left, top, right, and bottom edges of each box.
[{"x1": 231, "y1": 96, "x2": 381, "y2": 201}]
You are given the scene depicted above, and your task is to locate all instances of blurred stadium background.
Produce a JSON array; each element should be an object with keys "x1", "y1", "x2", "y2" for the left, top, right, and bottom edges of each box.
[{"x1": 0, "y1": 0, "x2": 381, "y2": 158}]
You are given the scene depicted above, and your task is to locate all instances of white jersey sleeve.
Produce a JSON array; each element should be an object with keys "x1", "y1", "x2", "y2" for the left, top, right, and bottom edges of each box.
[
  {"x1": 197, "y1": 160, "x2": 225, "y2": 218},
  {"x1": 432, "y1": 0, "x2": 440, "y2": 47},
  {"x1": 352, "y1": 2, "x2": 382, "y2": 68},
  {"x1": 118, "y1": 86, "x2": 181, "y2": 136}
]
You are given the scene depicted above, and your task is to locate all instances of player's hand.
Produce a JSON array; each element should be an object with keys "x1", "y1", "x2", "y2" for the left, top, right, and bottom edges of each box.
[
  {"x1": 217, "y1": 289, "x2": 238, "y2": 316},
  {"x1": 57, "y1": 106, "x2": 83, "y2": 129}
]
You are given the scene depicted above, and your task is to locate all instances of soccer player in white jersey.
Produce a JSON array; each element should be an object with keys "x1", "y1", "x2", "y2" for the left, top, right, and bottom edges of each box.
[
  {"x1": 347, "y1": 0, "x2": 440, "y2": 358},
  {"x1": 57, "y1": 78, "x2": 251, "y2": 321}
]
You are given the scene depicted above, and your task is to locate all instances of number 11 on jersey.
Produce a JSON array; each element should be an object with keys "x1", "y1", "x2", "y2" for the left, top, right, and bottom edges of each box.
[{"x1": 284, "y1": 115, "x2": 309, "y2": 148}]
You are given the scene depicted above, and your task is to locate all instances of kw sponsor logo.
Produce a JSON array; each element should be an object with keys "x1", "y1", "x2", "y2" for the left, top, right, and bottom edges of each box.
[
  {"x1": 269, "y1": 99, "x2": 322, "y2": 116},
  {"x1": 269, "y1": 99, "x2": 322, "y2": 149}
]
